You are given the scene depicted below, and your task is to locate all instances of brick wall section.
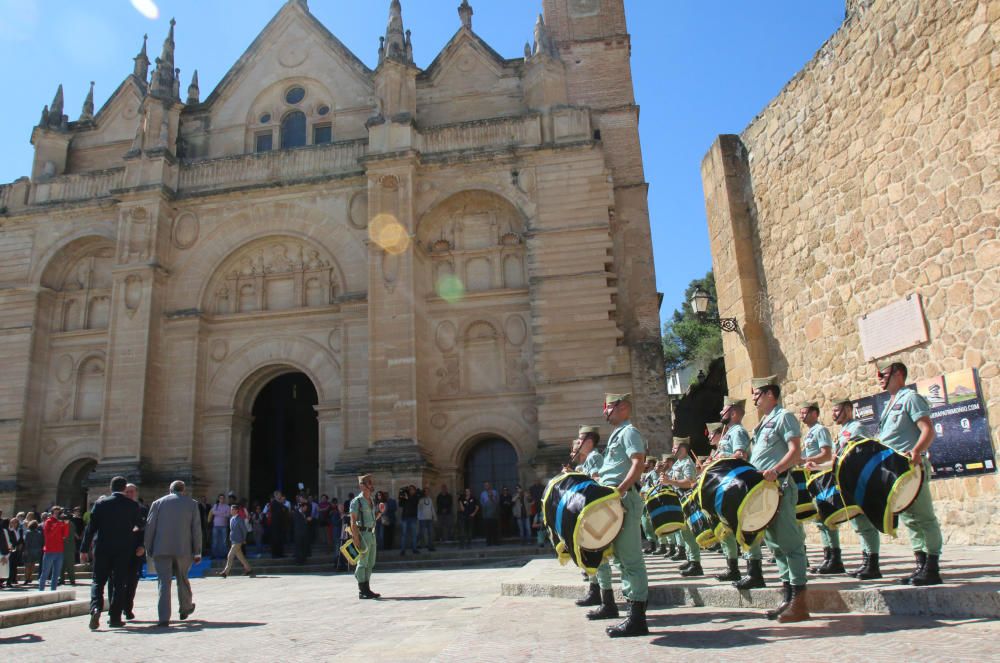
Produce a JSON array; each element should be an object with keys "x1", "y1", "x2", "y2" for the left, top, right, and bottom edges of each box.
[{"x1": 703, "y1": 0, "x2": 1000, "y2": 543}]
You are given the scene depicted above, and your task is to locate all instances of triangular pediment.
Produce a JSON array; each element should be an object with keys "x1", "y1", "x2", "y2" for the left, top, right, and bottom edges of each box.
[
  {"x1": 194, "y1": 1, "x2": 374, "y2": 123},
  {"x1": 72, "y1": 76, "x2": 146, "y2": 145},
  {"x1": 421, "y1": 28, "x2": 514, "y2": 88}
]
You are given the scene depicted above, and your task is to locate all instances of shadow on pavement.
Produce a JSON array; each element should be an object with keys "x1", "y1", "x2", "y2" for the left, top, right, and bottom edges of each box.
[
  {"x1": 114, "y1": 620, "x2": 266, "y2": 633},
  {"x1": 376, "y1": 595, "x2": 463, "y2": 602},
  {"x1": 0, "y1": 634, "x2": 44, "y2": 645}
]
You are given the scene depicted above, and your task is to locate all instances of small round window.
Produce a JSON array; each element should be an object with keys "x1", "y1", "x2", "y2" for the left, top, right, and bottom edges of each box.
[
  {"x1": 259, "y1": 112, "x2": 271, "y2": 124},
  {"x1": 285, "y1": 86, "x2": 306, "y2": 105},
  {"x1": 318, "y1": 105, "x2": 330, "y2": 116}
]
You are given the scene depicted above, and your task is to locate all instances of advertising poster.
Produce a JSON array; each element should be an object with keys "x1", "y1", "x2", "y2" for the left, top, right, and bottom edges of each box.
[{"x1": 851, "y1": 367, "x2": 995, "y2": 480}]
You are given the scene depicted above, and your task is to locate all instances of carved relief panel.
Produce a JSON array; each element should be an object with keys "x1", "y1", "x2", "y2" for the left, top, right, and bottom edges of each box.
[{"x1": 53, "y1": 246, "x2": 115, "y2": 332}]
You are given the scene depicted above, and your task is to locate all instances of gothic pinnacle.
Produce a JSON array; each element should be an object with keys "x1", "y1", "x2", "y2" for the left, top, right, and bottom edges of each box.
[{"x1": 80, "y1": 81, "x2": 95, "y2": 121}]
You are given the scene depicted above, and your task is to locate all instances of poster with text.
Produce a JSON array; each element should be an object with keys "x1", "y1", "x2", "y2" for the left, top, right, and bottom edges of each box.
[{"x1": 851, "y1": 367, "x2": 995, "y2": 480}]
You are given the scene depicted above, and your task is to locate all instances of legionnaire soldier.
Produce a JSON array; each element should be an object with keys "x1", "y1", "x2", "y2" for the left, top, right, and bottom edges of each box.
[
  {"x1": 706, "y1": 422, "x2": 724, "y2": 461},
  {"x1": 706, "y1": 421, "x2": 742, "y2": 582},
  {"x1": 799, "y1": 401, "x2": 844, "y2": 575},
  {"x1": 350, "y1": 474, "x2": 385, "y2": 599},
  {"x1": 875, "y1": 360, "x2": 943, "y2": 585},
  {"x1": 571, "y1": 425, "x2": 609, "y2": 609},
  {"x1": 639, "y1": 458, "x2": 659, "y2": 555},
  {"x1": 828, "y1": 397, "x2": 883, "y2": 579},
  {"x1": 720, "y1": 397, "x2": 751, "y2": 460},
  {"x1": 661, "y1": 438, "x2": 703, "y2": 577},
  {"x1": 590, "y1": 394, "x2": 650, "y2": 638},
  {"x1": 748, "y1": 376, "x2": 810, "y2": 623},
  {"x1": 659, "y1": 453, "x2": 678, "y2": 558}
]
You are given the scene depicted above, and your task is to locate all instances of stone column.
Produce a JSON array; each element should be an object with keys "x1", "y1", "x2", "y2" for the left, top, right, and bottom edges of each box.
[{"x1": 316, "y1": 402, "x2": 342, "y2": 497}]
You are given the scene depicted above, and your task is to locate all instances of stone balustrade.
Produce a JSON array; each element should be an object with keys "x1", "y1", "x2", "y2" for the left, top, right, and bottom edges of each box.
[
  {"x1": 419, "y1": 114, "x2": 543, "y2": 155},
  {"x1": 177, "y1": 139, "x2": 368, "y2": 194},
  {"x1": 30, "y1": 168, "x2": 125, "y2": 205}
]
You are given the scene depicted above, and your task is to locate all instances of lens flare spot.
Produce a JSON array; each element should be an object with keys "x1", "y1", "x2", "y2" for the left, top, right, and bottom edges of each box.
[
  {"x1": 368, "y1": 213, "x2": 410, "y2": 255},
  {"x1": 436, "y1": 274, "x2": 465, "y2": 303},
  {"x1": 130, "y1": 0, "x2": 160, "y2": 20}
]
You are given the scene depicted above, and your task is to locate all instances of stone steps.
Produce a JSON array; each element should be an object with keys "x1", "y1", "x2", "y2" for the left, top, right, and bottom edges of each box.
[{"x1": 0, "y1": 588, "x2": 90, "y2": 629}]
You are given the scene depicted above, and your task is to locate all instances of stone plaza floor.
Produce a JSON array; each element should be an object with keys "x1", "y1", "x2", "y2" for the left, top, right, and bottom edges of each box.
[{"x1": 3, "y1": 549, "x2": 999, "y2": 663}]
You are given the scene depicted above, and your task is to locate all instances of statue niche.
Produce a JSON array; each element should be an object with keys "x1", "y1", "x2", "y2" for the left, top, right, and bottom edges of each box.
[{"x1": 205, "y1": 237, "x2": 339, "y2": 315}]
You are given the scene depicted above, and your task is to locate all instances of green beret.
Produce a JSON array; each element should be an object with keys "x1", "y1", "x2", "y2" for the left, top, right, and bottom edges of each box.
[
  {"x1": 750, "y1": 375, "x2": 778, "y2": 390},
  {"x1": 605, "y1": 393, "x2": 631, "y2": 406}
]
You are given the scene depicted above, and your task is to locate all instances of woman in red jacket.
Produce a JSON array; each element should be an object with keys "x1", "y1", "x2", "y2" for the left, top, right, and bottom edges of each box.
[{"x1": 39, "y1": 506, "x2": 70, "y2": 591}]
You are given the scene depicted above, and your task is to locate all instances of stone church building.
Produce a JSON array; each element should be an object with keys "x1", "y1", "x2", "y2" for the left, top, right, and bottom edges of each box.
[{"x1": 0, "y1": 0, "x2": 668, "y2": 509}]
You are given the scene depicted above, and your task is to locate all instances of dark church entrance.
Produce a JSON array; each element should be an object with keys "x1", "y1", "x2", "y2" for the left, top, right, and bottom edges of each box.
[
  {"x1": 463, "y1": 438, "x2": 519, "y2": 494},
  {"x1": 249, "y1": 372, "x2": 318, "y2": 503}
]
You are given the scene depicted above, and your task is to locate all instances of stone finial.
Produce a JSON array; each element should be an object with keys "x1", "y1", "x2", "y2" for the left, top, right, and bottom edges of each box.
[
  {"x1": 133, "y1": 33, "x2": 150, "y2": 84},
  {"x1": 80, "y1": 81, "x2": 95, "y2": 121},
  {"x1": 39, "y1": 84, "x2": 68, "y2": 130},
  {"x1": 532, "y1": 13, "x2": 556, "y2": 58},
  {"x1": 380, "y1": 0, "x2": 412, "y2": 65},
  {"x1": 524, "y1": 42, "x2": 531, "y2": 59},
  {"x1": 458, "y1": 0, "x2": 473, "y2": 30},
  {"x1": 173, "y1": 68, "x2": 182, "y2": 101},
  {"x1": 149, "y1": 18, "x2": 178, "y2": 100},
  {"x1": 187, "y1": 69, "x2": 200, "y2": 105}
]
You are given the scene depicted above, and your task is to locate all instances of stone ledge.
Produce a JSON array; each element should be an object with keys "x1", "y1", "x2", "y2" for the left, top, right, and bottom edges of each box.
[
  {"x1": 0, "y1": 588, "x2": 77, "y2": 612},
  {"x1": 0, "y1": 599, "x2": 89, "y2": 629}
]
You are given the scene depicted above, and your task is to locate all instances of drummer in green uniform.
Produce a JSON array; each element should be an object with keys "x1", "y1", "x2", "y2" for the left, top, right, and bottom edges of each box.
[
  {"x1": 658, "y1": 453, "x2": 678, "y2": 558},
  {"x1": 829, "y1": 397, "x2": 883, "y2": 579},
  {"x1": 570, "y1": 426, "x2": 608, "y2": 609},
  {"x1": 706, "y1": 420, "x2": 741, "y2": 582},
  {"x1": 661, "y1": 438, "x2": 703, "y2": 577},
  {"x1": 875, "y1": 360, "x2": 943, "y2": 586},
  {"x1": 639, "y1": 458, "x2": 659, "y2": 555},
  {"x1": 350, "y1": 474, "x2": 384, "y2": 599},
  {"x1": 799, "y1": 401, "x2": 844, "y2": 575},
  {"x1": 591, "y1": 393, "x2": 649, "y2": 638},
  {"x1": 748, "y1": 375, "x2": 810, "y2": 623}
]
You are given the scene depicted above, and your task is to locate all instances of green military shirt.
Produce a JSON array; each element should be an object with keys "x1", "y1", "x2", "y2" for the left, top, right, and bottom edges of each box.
[
  {"x1": 349, "y1": 494, "x2": 376, "y2": 530},
  {"x1": 720, "y1": 423, "x2": 750, "y2": 456},
  {"x1": 575, "y1": 450, "x2": 604, "y2": 475},
  {"x1": 598, "y1": 420, "x2": 646, "y2": 487},
  {"x1": 836, "y1": 419, "x2": 864, "y2": 456},
  {"x1": 879, "y1": 387, "x2": 931, "y2": 453},
  {"x1": 749, "y1": 405, "x2": 800, "y2": 472},
  {"x1": 802, "y1": 422, "x2": 833, "y2": 459},
  {"x1": 670, "y1": 457, "x2": 696, "y2": 481}
]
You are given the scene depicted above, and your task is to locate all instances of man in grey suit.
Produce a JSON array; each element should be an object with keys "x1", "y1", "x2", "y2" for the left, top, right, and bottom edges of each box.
[{"x1": 144, "y1": 480, "x2": 202, "y2": 627}]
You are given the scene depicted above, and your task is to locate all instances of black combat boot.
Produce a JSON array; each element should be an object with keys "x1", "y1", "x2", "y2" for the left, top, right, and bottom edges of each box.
[
  {"x1": 669, "y1": 545, "x2": 687, "y2": 562},
  {"x1": 358, "y1": 582, "x2": 369, "y2": 599},
  {"x1": 910, "y1": 554, "x2": 942, "y2": 586},
  {"x1": 734, "y1": 559, "x2": 766, "y2": 590},
  {"x1": 810, "y1": 547, "x2": 831, "y2": 574},
  {"x1": 586, "y1": 589, "x2": 619, "y2": 620},
  {"x1": 680, "y1": 561, "x2": 703, "y2": 577},
  {"x1": 765, "y1": 582, "x2": 792, "y2": 620},
  {"x1": 643, "y1": 540, "x2": 656, "y2": 555},
  {"x1": 849, "y1": 551, "x2": 869, "y2": 577},
  {"x1": 606, "y1": 600, "x2": 649, "y2": 638},
  {"x1": 856, "y1": 553, "x2": 882, "y2": 580},
  {"x1": 900, "y1": 551, "x2": 927, "y2": 585},
  {"x1": 655, "y1": 542, "x2": 667, "y2": 555},
  {"x1": 359, "y1": 581, "x2": 380, "y2": 599},
  {"x1": 664, "y1": 543, "x2": 677, "y2": 558},
  {"x1": 716, "y1": 558, "x2": 742, "y2": 582},
  {"x1": 819, "y1": 548, "x2": 845, "y2": 574},
  {"x1": 678, "y1": 560, "x2": 693, "y2": 572},
  {"x1": 575, "y1": 582, "x2": 601, "y2": 607}
]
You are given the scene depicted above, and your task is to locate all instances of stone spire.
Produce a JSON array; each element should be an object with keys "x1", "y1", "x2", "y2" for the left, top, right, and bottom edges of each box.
[
  {"x1": 458, "y1": 0, "x2": 473, "y2": 30},
  {"x1": 532, "y1": 14, "x2": 557, "y2": 58},
  {"x1": 39, "y1": 84, "x2": 68, "y2": 130},
  {"x1": 379, "y1": 0, "x2": 412, "y2": 65},
  {"x1": 80, "y1": 81, "x2": 95, "y2": 122},
  {"x1": 149, "y1": 18, "x2": 179, "y2": 100},
  {"x1": 133, "y1": 33, "x2": 150, "y2": 83},
  {"x1": 186, "y1": 69, "x2": 200, "y2": 105}
]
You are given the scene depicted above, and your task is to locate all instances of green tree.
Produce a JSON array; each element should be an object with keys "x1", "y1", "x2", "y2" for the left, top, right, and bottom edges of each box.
[{"x1": 661, "y1": 271, "x2": 723, "y2": 372}]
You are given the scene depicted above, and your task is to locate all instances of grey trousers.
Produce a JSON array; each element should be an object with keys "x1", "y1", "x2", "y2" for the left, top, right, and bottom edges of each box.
[{"x1": 154, "y1": 555, "x2": 194, "y2": 624}]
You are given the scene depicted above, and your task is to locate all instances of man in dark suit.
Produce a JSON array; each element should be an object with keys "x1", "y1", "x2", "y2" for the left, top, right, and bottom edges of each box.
[
  {"x1": 144, "y1": 480, "x2": 202, "y2": 627},
  {"x1": 120, "y1": 483, "x2": 147, "y2": 621},
  {"x1": 81, "y1": 476, "x2": 143, "y2": 630}
]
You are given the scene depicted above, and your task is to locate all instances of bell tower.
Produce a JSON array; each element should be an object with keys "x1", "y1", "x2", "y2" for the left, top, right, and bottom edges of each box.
[{"x1": 542, "y1": 0, "x2": 671, "y2": 449}]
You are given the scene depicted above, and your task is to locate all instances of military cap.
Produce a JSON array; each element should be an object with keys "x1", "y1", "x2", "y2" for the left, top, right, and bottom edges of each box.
[
  {"x1": 876, "y1": 358, "x2": 905, "y2": 373},
  {"x1": 723, "y1": 396, "x2": 746, "y2": 409},
  {"x1": 673, "y1": 436, "x2": 691, "y2": 448},
  {"x1": 798, "y1": 401, "x2": 820, "y2": 410},
  {"x1": 604, "y1": 393, "x2": 632, "y2": 406},
  {"x1": 662, "y1": 453, "x2": 676, "y2": 462},
  {"x1": 357, "y1": 474, "x2": 373, "y2": 485},
  {"x1": 705, "y1": 422, "x2": 723, "y2": 434},
  {"x1": 831, "y1": 397, "x2": 854, "y2": 407},
  {"x1": 578, "y1": 425, "x2": 600, "y2": 436},
  {"x1": 750, "y1": 375, "x2": 778, "y2": 390}
]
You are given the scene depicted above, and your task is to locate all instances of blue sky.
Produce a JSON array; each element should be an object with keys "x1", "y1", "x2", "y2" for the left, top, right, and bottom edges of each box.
[{"x1": 0, "y1": 0, "x2": 844, "y2": 327}]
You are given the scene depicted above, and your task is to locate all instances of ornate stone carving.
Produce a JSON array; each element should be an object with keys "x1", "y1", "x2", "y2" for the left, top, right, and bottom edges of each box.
[
  {"x1": 122, "y1": 206, "x2": 152, "y2": 263},
  {"x1": 505, "y1": 315, "x2": 527, "y2": 347},
  {"x1": 123, "y1": 274, "x2": 143, "y2": 318},
  {"x1": 434, "y1": 320, "x2": 457, "y2": 353},
  {"x1": 349, "y1": 191, "x2": 369, "y2": 230},
  {"x1": 55, "y1": 354, "x2": 74, "y2": 383},
  {"x1": 172, "y1": 211, "x2": 199, "y2": 250},
  {"x1": 522, "y1": 406, "x2": 538, "y2": 424},
  {"x1": 210, "y1": 339, "x2": 228, "y2": 362},
  {"x1": 435, "y1": 356, "x2": 460, "y2": 395},
  {"x1": 430, "y1": 413, "x2": 448, "y2": 429},
  {"x1": 328, "y1": 327, "x2": 342, "y2": 354}
]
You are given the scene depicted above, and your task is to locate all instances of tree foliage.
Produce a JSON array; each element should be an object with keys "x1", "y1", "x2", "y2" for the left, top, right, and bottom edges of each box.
[{"x1": 662, "y1": 271, "x2": 723, "y2": 372}]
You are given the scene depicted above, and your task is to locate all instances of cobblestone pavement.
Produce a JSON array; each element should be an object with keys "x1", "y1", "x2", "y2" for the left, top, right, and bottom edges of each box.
[{"x1": 2, "y1": 563, "x2": 997, "y2": 662}]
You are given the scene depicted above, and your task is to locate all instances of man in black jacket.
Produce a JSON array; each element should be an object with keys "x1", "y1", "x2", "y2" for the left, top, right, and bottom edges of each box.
[{"x1": 81, "y1": 476, "x2": 142, "y2": 630}]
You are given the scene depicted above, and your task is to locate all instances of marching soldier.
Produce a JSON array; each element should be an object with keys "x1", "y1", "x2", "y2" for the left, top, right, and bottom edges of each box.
[
  {"x1": 799, "y1": 401, "x2": 844, "y2": 575},
  {"x1": 571, "y1": 426, "x2": 609, "y2": 609},
  {"x1": 661, "y1": 438, "x2": 702, "y2": 577},
  {"x1": 350, "y1": 474, "x2": 384, "y2": 599},
  {"x1": 748, "y1": 376, "x2": 810, "y2": 623},
  {"x1": 592, "y1": 394, "x2": 649, "y2": 638},
  {"x1": 875, "y1": 361, "x2": 943, "y2": 585},
  {"x1": 829, "y1": 397, "x2": 883, "y2": 579}
]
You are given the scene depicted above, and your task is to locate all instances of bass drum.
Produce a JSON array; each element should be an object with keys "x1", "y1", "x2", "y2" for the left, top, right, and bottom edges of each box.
[
  {"x1": 807, "y1": 469, "x2": 862, "y2": 529},
  {"x1": 645, "y1": 487, "x2": 685, "y2": 536},
  {"x1": 542, "y1": 472, "x2": 624, "y2": 574},
  {"x1": 836, "y1": 437, "x2": 924, "y2": 535},
  {"x1": 696, "y1": 457, "x2": 780, "y2": 551}
]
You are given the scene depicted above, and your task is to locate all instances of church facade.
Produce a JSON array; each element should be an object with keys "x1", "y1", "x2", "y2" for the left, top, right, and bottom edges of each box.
[{"x1": 0, "y1": 0, "x2": 668, "y2": 509}]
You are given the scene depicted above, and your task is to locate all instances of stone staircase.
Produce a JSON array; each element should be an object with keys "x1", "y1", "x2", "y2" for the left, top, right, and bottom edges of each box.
[{"x1": 0, "y1": 588, "x2": 89, "y2": 629}]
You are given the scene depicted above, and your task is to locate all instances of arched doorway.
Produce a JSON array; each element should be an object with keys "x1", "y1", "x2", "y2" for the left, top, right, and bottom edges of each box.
[
  {"x1": 56, "y1": 458, "x2": 97, "y2": 509},
  {"x1": 249, "y1": 372, "x2": 318, "y2": 503},
  {"x1": 463, "y1": 437, "x2": 519, "y2": 494}
]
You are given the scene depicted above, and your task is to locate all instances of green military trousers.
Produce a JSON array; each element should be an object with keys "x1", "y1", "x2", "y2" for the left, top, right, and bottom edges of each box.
[
  {"x1": 719, "y1": 531, "x2": 738, "y2": 561},
  {"x1": 899, "y1": 458, "x2": 943, "y2": 556},
  {"x1": 641, "y1": 511, "x2": 655, "y2": 543},
  {"x1": 817, "y1": 522, "x2": 840, "y2": 549},
  {"x1": 850, "y1": 514, "x2": 881, "y2": 553},
  {"x1": 596, "y1": 489, "x2": 649, "y2": 601},
  {"x1": 354, "y1": 531, "x2": 376, "y2": 583},
  {"x1": 679, "y1": 527, "x2": 701, "y2": 561},
  {"x1": 763, "y1": 480, "x2": 807, "y2": 586}
]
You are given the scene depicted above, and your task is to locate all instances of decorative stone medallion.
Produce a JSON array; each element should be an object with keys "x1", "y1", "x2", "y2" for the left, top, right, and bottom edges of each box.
[
  {"x1": 210, "y1": 339, "x2": 228, "y2": 362},
  {"x1": 172, "y1": 211, "x2": 200, "y2": 250}
]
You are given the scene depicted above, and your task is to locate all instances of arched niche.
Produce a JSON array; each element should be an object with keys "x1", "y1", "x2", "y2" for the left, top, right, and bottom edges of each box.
[
  {"x1": 244, "y1": 77, "x2": 336, "y2": 153},
  {"x1": 39, "y1": 236, "x2": 116, "y2": 332},
  {"x1": 202, "y1": 235, "x2": 341, "y2": 316}
]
